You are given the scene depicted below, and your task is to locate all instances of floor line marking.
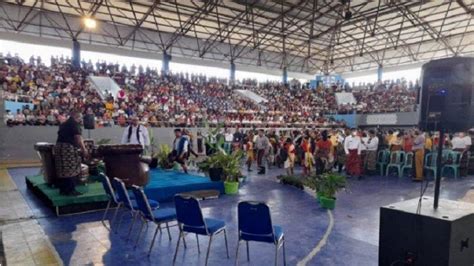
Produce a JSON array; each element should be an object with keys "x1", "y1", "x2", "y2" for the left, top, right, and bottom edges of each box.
[{"x1": 297, "y1": 209, "x2": 334, "y2": 266}]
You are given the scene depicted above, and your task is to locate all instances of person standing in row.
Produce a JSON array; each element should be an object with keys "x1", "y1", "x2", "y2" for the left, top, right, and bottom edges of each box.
[
  {"x1": 451, "y1": 132, "x2": 471, "y2": 177},
  {"x1": 121, "y1": 116, "x2": 150, "y2": 150},
  {"x1": 344, "y1": 129, "x2": 362, "y2": 179},
  {"x1": 363, "y1": 129, "x2": 379, "y2": 175},
  {"x1": 54, "y1": 111, "x2": 89, "y2": 196},
  {"x1": 412, "y1": 130, "x2": 425, "y2": 182},
  {"x1": 255, "y1": 129, "x2": 270, "y2": 175}
]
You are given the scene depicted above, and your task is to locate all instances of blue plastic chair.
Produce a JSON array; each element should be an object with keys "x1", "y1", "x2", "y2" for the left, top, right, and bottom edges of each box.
[
  {"x1": 424, "y1": 152, "x2": 438, "y2": 178},
  {"x1": 99, "y1": 173, "x2": 118, "y2": 229},
  {"x1": 385, "y1": 151, "x2": 405, "y2": 177},
  {"x1": 173, "y1": 194, "x2": 229, "y2": 266},
  {"x1": 401, "y1": 152, "x2": 414, "y2": 178},
  {"x1": 442, "y1": 151, "x2": 462, "y2": 178},
  {"x1": 111, "y1": 178, "x2": 159, "y2": 238},
  {"x1": 236, "y1": 201, "x2": 286, "y2": 266},
  {"x1": 376, "y1": 149, "x2": 390, "y2": 176},
  {"x1": 131, "y1": 185, "x2": 177, "y2": 255}
]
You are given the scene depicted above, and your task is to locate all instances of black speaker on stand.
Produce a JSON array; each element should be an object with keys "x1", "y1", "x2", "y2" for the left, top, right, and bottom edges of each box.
[{"x1": 379, "y1": 57, "x2": 474, "y2": 266}]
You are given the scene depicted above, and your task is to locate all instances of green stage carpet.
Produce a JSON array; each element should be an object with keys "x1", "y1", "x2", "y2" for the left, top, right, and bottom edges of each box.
[{"x1": 26, "y1": 175, "x2": 108, "y2": 207}]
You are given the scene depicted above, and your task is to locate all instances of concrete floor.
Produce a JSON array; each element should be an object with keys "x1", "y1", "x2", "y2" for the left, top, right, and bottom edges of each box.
[{"x1": 7, "y1": 167, "x2": 474, "y2": 266}]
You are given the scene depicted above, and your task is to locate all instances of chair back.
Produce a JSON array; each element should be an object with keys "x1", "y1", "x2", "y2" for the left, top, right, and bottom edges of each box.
[
  {"x1": 377, "y1": 150, "x2": 390, "y2": 164},
  {"x1": 174, "y1": 195, "x2": 206, "y2": 230},
  {"x1": 424, "y1": 152, "x2": 437, "y2": 168},
  {"x1": 238, "y1": 201, "x2": 275, "y2": 243},
  {"x1": 131, "y1": 185, "x2": 154, "y2": 219},
  {"x1": 389, "y1": 151, "x2": 405, "y2": 165},
  {"x1": 403, "y1": 152, "x2": 414, "y2": 167},
  {"x1": 445, "y1": 151, "x2": 462, "y2": 165},
  {"x1": 99, "y1": 173, "x2": 117, "y2": 204},
  {"x1": 112, "y1": 178, "x2": 134, "y2": 209}
]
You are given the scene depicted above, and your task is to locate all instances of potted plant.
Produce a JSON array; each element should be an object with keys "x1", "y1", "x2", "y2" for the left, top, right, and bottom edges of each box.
[
  {"x1": 157, "y1": 144, "x2": 174, "y2": 170},
  {"x1": 315, "y1": 172, "x2": 347, "y2": 209},
  {"x1": 197, "y1": 154, "x2": 223, "y2": 181},
  {"x1": 197, "y1": 150, "x2": 244, "y2": 193},
  {"x1": 221, "y1": 150, "x2": 244, "y2": 194}
]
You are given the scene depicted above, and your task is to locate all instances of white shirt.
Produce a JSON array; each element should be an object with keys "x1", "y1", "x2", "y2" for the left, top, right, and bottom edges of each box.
[
  {"x1": 174, "y1": 136, "x2": 189, "y2": 155},
  {"x1": 451, "y1": 136, "x2": 472, "y2": 150},
  {"x1": 344, "y1": 135, "x2": 362, "y2": 155},
  {"x1": 4, "y1": 113, "x2": 14, "y2": 123},
  {"x1": 364, "y1": 136, "x2": 379, "y2": 151},
  {"x1": 361, "y1": 137, "x2": 368, "y2": 151},
  {"x1": 121, "y1": 125, "x2": 150, "y2": 148},
  {"x1": 224, "y1": 133, "x2": 233, "y2": 142}
]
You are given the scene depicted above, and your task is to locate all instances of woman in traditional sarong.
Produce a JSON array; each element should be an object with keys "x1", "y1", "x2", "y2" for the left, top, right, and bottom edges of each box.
[
  {"x1": 344, "y1": 130, "x2": 362, "y2": 178},
  {"x1": 245, "y1": 135, "x2": 254, "y2": 171},
  {"x1": 301, "y1": 136, "x2": 313, "y2": 175},
  {"x1": 54, "y1": 111, "x2": 88, "y2": 196},
  {"x1": 315, "y1": 130, "x2": 332, "y2": 175},
  {"x1": 285, "y1": 138, "x2": 296, "y2": 176}
]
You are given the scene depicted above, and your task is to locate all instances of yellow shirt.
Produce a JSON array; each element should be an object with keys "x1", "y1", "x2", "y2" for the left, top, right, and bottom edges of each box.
[
  {"x1": 105, "y1": 102, "x2": 114, "y2": 111},
  {"x1": 425, "y1": 137, "x2": 433, "y2": 150}
]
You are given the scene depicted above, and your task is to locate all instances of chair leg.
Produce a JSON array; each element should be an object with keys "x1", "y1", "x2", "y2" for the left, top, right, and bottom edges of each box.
[
  {"x1": 134, "y1": 219, "x2": 146, "y2": 249},
  {"x1": 223, "y1": 229, "x2": 230, "y2": 259},
  {"x1": 148, "y1": 223, "x2": 161, "y2": 256},
  {"x1": 246, "y1": 241, "x2": 250, "y2": 261},
  {"x1": 182, "y1": 232, "x2": 187, "y2": 249},
  {"x1": 205, "y1": 235, "x2": 213, "y2": 266},
  {"x1": 274, "y1": 243, "x2": 279, "y2": 266},
  {"x1": 235, "y1": 240, "x2": 240, "y2": 266},
  {"x1": 111, "y1": 203, "x2": 121, "y2": 233},
  {"x1": 127, "y1": 212, "x2": 137, "y2": 240},
  {"x1": 173, "y1": 229, "x2": 182, "y2": 264},
  {"x1": 196, "y1": 234, "x2": 201, "y2": 253},
  {"x1": 101, "y1": 200, "x2": 111, "y2": 228},
  {"x1": 282, "y1": 239, "x2": 286, "y2": 266},
  {"x1": 166, "y1": 222, "x2": 172, "y2": 241}
]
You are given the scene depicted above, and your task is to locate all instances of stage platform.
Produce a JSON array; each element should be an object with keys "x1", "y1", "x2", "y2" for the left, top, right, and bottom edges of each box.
[
  {"x1": 144, "y1": 169, "x2": 224, "y2": 202},
  {"x1": 25, "y1": 169, "x2": 223, "y2": 215},
  {"x1": 26, "y1": 174, "x2": 109, "y2": 216}
]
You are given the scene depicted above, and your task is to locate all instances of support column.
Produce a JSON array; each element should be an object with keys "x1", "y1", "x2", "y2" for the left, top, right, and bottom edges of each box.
[
  {"x1": 377, "y1": 64, "x2": 383, "y2": 82},
  {"x1": 72, "y1": 40, "x2": 81, "y2": 69},
  {"x1": 162, "y1": 50, "x2": 170, "y2": 73},
  {"x1": 230, "y1": 60, "x2": 236, "y2": 84},
  {"x1": 282, "y1": 66, "x2": 288, "y2": 84}
]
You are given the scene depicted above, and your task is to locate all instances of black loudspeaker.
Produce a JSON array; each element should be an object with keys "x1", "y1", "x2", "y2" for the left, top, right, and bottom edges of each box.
[
  {"x1": 419, "y1": 57, "x2": 474, "y2": 132},
  {"x1": 83, "y1": 114, "x2": 95, "y2": 130},
  {"x1": 379, "y1": 197, "x2": 474, "y2": 266}
]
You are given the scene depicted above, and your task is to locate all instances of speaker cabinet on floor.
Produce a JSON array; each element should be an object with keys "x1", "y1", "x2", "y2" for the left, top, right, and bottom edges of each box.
[{"x1": 379, "y1": 197, "x2": 474, "y2": 266}]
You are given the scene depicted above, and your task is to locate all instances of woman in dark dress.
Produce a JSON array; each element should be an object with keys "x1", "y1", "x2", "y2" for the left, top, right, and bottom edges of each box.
[{"x1": 54, "y1": 111, "x2": 89, "y2": 196}]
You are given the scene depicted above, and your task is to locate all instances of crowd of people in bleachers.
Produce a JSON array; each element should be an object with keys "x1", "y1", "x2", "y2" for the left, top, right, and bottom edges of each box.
[{"x1": 2, "y1": 53, "x2": 418, "y2": 128}]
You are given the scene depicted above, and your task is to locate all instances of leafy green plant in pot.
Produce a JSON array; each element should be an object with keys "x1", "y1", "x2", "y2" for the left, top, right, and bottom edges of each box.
[
  {"x1": 315, "y1": 172, "x2": 347, "y2": 209},
  {"x1": 157, "y1": 144, "x2": 174, "y2": 170},
  {"x1": 221, "y1": 150, "x2": 244, "y2": 194}
]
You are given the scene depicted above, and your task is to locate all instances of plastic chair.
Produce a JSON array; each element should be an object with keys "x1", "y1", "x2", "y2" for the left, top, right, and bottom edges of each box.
[
  {"x1": 401, "y1": 152, "x2": 414, "y2": 177},
  {"x1": 98, "y1": 173, "x2": 118, "y2": 229},
  {"x1": 424, "y1": 152, "x2": 438, "y2": 178},
  {"x1": 376, "y1": 149, "x2": 390, "y2": 176},
  {"x1": 130, "y1": 185, "x2": 177, "y2": 255},
  {"x1": 385, "y1": 151, "x2": 405, "y2": 177},
  {"x1": 173, "y1": 194, "x2": 229, "y2": 266},
  {"x1": 236, "y1": 201, "x2": 286, "y2": 266},
  {"x1": 442, "y1": 151, "x2": 462, "y2": 178},
  {"x1": 111, "y1": 178, "x2": 159, "y2": 238}
]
